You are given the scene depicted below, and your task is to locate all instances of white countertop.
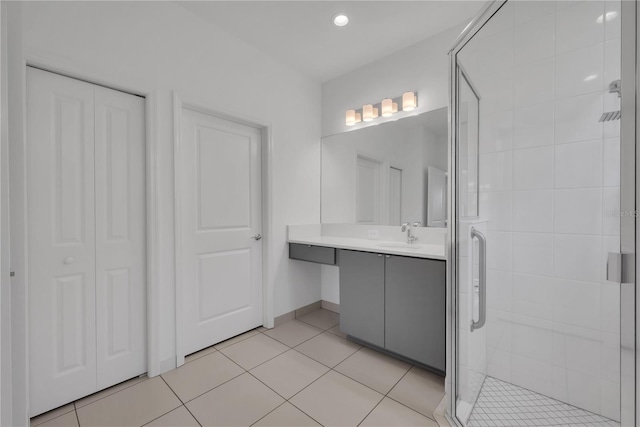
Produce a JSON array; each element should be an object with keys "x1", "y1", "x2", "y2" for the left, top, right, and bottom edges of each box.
[{"x1": 288, "y1": 235, "x2": 446, "y2": 260}]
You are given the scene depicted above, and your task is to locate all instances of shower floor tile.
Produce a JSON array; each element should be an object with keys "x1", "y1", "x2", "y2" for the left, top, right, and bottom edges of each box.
[{"x1": 468, "y1": 377, "x2": 619, "y2": 427}]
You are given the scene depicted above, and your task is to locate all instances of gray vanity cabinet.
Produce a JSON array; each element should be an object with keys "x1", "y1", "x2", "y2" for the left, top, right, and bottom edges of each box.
[
  {"x1": 339, "y1": 250, "x2": 385, "y2": 348},
  {"x1": 339, "y1": 249, "x2": 445, "y2": 372},
  {"x1": 384, "y1": 255, "x2": 446, "y2": 371}
]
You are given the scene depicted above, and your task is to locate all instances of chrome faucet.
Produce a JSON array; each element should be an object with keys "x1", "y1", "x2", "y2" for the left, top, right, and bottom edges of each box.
[{"x1": 401, "y1": 222, "x2": 418, "y2": 244}]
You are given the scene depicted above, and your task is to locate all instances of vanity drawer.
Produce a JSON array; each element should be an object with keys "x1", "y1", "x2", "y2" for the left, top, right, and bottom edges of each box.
[{"x1": 289, "y1": 243, "x2": 336, "y2": 265}]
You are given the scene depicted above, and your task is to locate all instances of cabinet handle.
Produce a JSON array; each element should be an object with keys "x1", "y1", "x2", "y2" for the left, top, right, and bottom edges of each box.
[
  {"x1": 377, "y1": 254, "x2": 383, "y2": 257},
  {"x1": 385, "y1": 255, "x2": 391, "y2": 258},
  {"x1": 470, "y1": 227, "x2": 487, "y2": 332}
]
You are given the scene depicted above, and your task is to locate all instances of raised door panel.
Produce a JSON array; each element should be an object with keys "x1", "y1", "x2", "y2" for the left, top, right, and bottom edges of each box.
[
  {"x1": 181, "y1": 108, "x2": 263, "y2": 356},
  {"x1": 94, "y1": 86, "x2": 146, "y2": 389},
  {"x1": 384, "y1": 256, "x2": 446, "y2": 371},
  {"x1": 27, "y1": 67, "x2": 97, "y2": 416},
  {"x1": 339, "y1": 250, "x2": 385, "y2": 348}
]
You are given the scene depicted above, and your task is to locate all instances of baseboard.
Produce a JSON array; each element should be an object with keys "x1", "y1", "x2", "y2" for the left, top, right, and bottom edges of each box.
[
  {"x1": 321, "y1": 300, "x2": 339, "y2": 313},
  {"x1": 273, "y1": 300, "x2": 340, "y2": 327},
  {"x1": 273, "y1": 310, "x2": 295, "y2": 327},
  {"x1": 295, "y1": 301, "x2": 322, "y2": 318}
]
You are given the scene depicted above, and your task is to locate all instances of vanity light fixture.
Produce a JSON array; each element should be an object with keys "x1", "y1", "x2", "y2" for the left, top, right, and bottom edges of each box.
[
  {"x1": 344, "y1": 92, "x2": 416, "y2": 126},
  {"x1": 381, "y1": 98, "x2": 394, "y2": 117},
  {"x1": 345, "y1": 109, "x2": 362, "y2": 126},
  {"x1": 363, "y1": 104, "x2": 378, "y2": 122},
  {"x1": 402, "y1": 91, "x2": 417, "y2": 111}
]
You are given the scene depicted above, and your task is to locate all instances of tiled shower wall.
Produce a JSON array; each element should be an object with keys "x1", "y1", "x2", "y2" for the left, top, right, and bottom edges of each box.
[{"x1": 459, "y1": 0, "x2": 621, "y2": 420}]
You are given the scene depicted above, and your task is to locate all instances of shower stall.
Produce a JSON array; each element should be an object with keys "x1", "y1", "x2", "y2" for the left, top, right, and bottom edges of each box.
[{"x1": 448, "y1": 1, "x2": 635, "y2": 426}]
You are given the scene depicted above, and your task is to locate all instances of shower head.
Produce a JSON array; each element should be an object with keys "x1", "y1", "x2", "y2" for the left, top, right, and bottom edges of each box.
[
  {"x1": 599, "y1": 79, "x2": 621, "y2": 122},
  {"x1": 599, "y1": 110, "x2": 621, "y2": 122}
]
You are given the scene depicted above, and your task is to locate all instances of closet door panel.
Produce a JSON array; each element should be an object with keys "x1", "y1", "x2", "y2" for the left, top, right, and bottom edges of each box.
[
  {"x1": 27, "y1": 67, "x2": 97, "y2": 416},
  {"x1": 94, "y1": 86, "x2": 146, "y2": 389}
]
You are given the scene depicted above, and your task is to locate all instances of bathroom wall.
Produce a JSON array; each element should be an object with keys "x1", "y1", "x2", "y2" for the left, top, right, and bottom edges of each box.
[
  {"x1": 321, "y1": 23, "x2": 465, "y2": 137},
  {"x1": 460, "y1": 1, "x2": 621, "y2": 419},
  {"x1": 10, "y1": 0, "x2": 322, "y2": 380}
]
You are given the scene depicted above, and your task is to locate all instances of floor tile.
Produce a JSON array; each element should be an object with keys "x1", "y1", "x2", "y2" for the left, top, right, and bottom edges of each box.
[
  {"x1": 327, "y1": 324, "x2": 347, "y2": 338},
  {"x1": 388, "y1": 366, "x2": 445, "y2": 418},
  {"x1": 253, "y1": 402, "x2": 320, "y2": 427},
  {"x1": 30, "y1": 403, "x2": 75, "y2": 426},
  {"x1": 263, "y1": 319, "x2": 322, "y2": 347},
  {"x1": 290, "y1": 370, "x2": 383, "y2": 427},
  {"x1": 76, "y1": 376, "x2": 181, "y2": 427},
  {"x1": 145, "y1": 406, "x2": 199, "y2": 427},
  {"x1": 33, "y1": 411, "x2": 79, "y2": 427},
  {"x1": 213, "y1": 329, "x2": 260, "y2": 350},
  {"x1": 360, "y1": 397, "x2": 438, "y2": 426},
  {"x1": 257, "y1": 326, "x2": 268, "y2": 332},
  {"x1": 162, "y1": 351, "x2": 244, "y2": 402},
  {"x1": 75, "y1": 376, "x2": 148, "y2": 409},
  {"x1": 297, "y1": 309, "x2": 339, "y2": 330},
  {"x1": 295, "y1": 332, "x2": 361, "y2": 367},
  {"x1": 184, "y1": 344, "x2": 217, "y2": 364},
  {"x1": 468, "y1": 376, "x2": 620, "y2": 427},
  {"x1": 219, "y1": 333, "x2": 288, "y2": 370},
  {"x1": 186, "y1": 373, "x2": 284, "y2": 426},
  {"x1": 250, "y1": 349, "x2": 329, "y2": 399},
  {"x1": 335, "y1": 347, "x2": 411, "y2": 394}
]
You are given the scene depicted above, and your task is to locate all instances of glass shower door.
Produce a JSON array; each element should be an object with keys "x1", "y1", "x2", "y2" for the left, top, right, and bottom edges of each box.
[{"x1": 448, "y1": 1, "x2": 634, "y2": 425}]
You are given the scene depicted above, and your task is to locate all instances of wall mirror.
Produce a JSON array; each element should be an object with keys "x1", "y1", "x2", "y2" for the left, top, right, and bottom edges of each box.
[{"x1": 321, "y1": 107, "x2": 448, "y2": 227}]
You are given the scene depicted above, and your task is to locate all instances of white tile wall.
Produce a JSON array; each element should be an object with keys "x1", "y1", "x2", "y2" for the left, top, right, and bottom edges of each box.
[
  {"x1": 554, "y1": 140, "x2": 603, "y2": 188},
  {"x1": 513, "y1": 147, "x2": 554, "y2": 190},
  {"x1": 463, "y1": 0, "x2": 621, "y2": 421}
]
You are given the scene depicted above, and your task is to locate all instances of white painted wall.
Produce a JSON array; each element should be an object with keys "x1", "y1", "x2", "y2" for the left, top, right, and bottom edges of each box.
[
  {"x1": 4, "y1": 3, "x2": 322, "y2": 423},
  {"x1": 321, "y1": 24, "x2": 464, "y2": 138}
]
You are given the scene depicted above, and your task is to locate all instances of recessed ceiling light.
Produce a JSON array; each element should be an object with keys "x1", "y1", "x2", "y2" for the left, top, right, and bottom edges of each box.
[{"x1": 333, "y1": 13, "x2": 349, "y2": 27}]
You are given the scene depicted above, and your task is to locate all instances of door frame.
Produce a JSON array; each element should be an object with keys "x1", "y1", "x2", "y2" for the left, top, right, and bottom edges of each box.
[
  {"x1": 172, "y1": 93, "x2": 273, "y2": 367},
  {"x1": 8, "y1": 58, "x2": 158, "y2": 423},
  {"x1": 446, "y1": 1, "x2": 638, "y2": 425}
]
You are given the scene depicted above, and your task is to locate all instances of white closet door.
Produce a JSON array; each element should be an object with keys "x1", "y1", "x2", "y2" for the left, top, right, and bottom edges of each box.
[
  {"x1": 94, "y1": 86, "x2": 146, "y2": 389},
  {"x1": 27, "y1": 67, "x2": 97, "y2": 416},
  {"x1": 180, "y1": 108, "x2": 263, "y2": 356}
]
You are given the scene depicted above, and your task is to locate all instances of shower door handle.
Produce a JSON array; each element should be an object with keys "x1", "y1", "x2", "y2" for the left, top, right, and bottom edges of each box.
[{"x1": 470, "y1": 227, "x2": 487, "y2": 332}]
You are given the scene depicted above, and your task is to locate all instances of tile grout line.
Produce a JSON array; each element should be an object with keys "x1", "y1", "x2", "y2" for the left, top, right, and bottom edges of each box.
[
  {"x1": 73, "y1": 404, "x2": 80, "y2": 427},
  {"x1": 74, "y1": 375, "x2": 149, "y2": 411}
]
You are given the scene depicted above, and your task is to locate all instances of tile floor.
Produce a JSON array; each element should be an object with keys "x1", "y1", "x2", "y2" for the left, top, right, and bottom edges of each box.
[
  {"x1": 31, "y1": 309, "x2": 445, "y2": 427},
  {"x1": 468, "y1": 377, "x2": 620, "y2": 427}
]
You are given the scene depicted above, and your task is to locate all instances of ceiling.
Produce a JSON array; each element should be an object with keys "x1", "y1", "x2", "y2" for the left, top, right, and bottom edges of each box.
[{"x1": 177, "y1": 1, "x2": 483, "y2": 82}]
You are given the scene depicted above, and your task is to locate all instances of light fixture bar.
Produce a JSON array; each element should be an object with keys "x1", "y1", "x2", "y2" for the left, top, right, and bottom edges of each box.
[{"x1": 344, "y1": 92, "x2": 417, "y2": 126}]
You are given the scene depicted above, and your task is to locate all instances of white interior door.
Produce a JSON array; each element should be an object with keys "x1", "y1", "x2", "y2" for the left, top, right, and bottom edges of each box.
[
  {"x1": 355, "y1": 156, "x2": 380, "y2": 225},
  {"x1": 27, "y1": 68, "x2": 146, "y2": 416},
  {"x1": 27, "y1": 68, "x2": 98, "y2": 416},
  {"x1": 388, "y1": 167, "x2": 402, "y2": 226},
  {"x1": 180, "y1": 108, "x2": 263, "y2": 356},
  {"x1": 94, "y1": 86, "x2": 146, "y2": 390},
  {"x1": 427, "y1": 167, "x2": 447, "y2": 227}
]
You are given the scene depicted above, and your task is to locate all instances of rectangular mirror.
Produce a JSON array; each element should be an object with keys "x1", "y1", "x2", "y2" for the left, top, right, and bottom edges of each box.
[{"x1": 321, "y1": 107, "x2": 448, "y2": 226}]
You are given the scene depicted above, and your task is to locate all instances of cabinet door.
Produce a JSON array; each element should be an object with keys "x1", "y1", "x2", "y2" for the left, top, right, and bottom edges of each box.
[
  {"x1": 385, "y1": 255, "x2": 446, "y2": 371},
  {"x1": 339, "y1": 250, "x2": 385, "y2": 347}
]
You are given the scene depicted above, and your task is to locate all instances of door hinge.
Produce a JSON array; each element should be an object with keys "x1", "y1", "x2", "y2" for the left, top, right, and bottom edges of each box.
[{"x1": 607, "y1": 252, "x2": 634, "y2": 284}]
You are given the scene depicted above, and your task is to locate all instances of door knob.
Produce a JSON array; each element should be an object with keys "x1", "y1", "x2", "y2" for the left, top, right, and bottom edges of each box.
[
  {"x1": 64, "y1": 257, "x2": 75, "y2": 265},
  {"x1": 252, "y1": 234, "x2": 262, "y2": 241}
]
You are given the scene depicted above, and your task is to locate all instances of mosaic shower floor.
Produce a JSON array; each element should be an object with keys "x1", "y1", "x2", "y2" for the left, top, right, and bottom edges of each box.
[{"x1": 468, "y1": 377, "x2": 620, "y2": 427}]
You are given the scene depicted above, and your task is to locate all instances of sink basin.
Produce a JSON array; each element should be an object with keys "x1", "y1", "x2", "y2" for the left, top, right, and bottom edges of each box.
[{"x1": 376, "y1": 242, "x2": 423, "y2": 250}]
